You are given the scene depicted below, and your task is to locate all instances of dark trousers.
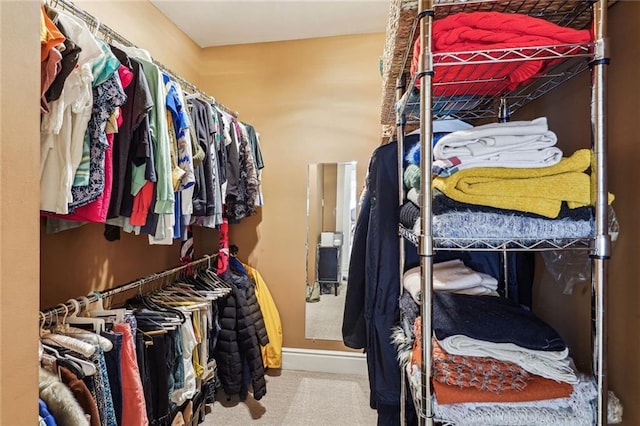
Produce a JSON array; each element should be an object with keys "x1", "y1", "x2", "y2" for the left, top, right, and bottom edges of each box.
[{"x1": 102, "y1": 330, "x2": 124, "y2": 426}]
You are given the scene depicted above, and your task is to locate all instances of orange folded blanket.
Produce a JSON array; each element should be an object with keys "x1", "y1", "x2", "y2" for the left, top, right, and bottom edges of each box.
[{"x1": 433, "y1": 374, "x2": 573, "y2": 405}]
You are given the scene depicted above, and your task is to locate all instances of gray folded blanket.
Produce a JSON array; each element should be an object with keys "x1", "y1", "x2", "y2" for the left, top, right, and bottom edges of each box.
[
  {"x1": 399, "y1": 201, "x2": 593, "y2": 243},
  {"x1": 432, "y1": 211, "x2": 593, "y2": 243}
]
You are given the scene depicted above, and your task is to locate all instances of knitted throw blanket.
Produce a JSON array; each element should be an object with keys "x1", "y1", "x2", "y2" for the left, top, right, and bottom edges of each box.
[
  {"x1": 432, "y1": 211, "x2": 594, "y2": 242},
  {"x1": 432, "y1": 376, "x2": 597, "y2": 426},
  {"x1": 432, "y1": 339, "x2": 531, "y2": 393},
  {"x1": 411, "y1": 12, "x2": 592, "y2": 97},
  {"x1": 432, "y1": 189, "x2": 595, "y2": 222}
]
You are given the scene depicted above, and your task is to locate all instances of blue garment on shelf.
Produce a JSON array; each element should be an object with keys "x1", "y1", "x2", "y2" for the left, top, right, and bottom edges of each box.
[{"x1": 433, "y1": 292, "x2": 566, "y2": 351}]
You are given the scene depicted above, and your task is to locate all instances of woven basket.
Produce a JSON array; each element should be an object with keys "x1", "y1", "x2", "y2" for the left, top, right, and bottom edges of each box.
[{"x1": 380, "y1": 0, "x2": 418, "y2": 130}]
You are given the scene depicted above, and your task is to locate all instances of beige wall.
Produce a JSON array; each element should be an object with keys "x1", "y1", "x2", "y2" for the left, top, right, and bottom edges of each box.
[
  {"x1": 0, "y1": 1, "x2": 41, "y2": 424},
  {"x1": 519, "y1": 2, "x2": 639, "y2": 423},
  {"x1": 198, "y1": 34, "x2": 385, "y2": 350}
]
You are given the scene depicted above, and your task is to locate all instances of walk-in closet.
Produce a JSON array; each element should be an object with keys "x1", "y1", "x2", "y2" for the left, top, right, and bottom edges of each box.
[{"x1": 0, "y1": 0, "x2": 639, "y2": 424}]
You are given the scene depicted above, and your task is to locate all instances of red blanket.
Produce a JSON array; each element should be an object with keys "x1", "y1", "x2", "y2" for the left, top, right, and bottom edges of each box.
[{"x1": 410, "y1": 12, "x2": 592, "y2": 97}]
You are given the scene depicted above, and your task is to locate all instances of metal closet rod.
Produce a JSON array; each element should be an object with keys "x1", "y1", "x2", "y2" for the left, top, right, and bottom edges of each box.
[
  {"x1": 49, "y1": 0, "x2": 239, "y2": 119},
  {"x1": 39, "y1": 254, "x2": 218, "y2": 323}
]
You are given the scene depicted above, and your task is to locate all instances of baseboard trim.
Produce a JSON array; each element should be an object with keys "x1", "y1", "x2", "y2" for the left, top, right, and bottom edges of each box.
[{"x1": 281, "y1": 347, "x2": 368, "y2": 376}]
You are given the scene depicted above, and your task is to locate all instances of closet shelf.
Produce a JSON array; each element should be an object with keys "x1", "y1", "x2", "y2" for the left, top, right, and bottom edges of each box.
[
  {"x1": 432, "y1": 0, "x2": 596, "y2": 27},
  {"x1": 380, "y1": 0, "x2": 616, "y2": 127},
  {"x1": 399, "y1": 224, "x2": 592, "y2": 251},
  {"x1": 398, "y1": 48, "x2": 591, "y2": 122}
]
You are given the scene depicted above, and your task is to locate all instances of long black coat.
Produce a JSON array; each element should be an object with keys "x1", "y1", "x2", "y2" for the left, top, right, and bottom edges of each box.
[{"x1": 342, "y1": 141, "x2": 406, "y2": 407}]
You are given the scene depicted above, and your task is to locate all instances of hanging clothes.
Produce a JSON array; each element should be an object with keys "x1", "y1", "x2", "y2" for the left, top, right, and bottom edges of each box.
[
  {"x1": 40, "y1": 9, "x2": 103, "y2": 214},
  {"x1": 39, "y1": 367, "x2": 91, "y2": 426}
]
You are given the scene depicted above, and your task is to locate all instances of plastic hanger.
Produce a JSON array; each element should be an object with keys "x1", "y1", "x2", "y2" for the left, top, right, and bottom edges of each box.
[
  {"x1": 39, "y1": 312, "x2": 48, "y2": 338},
  {"x1": 43, "y1": 304, "x2": 98, "y2": 358},
  {"x1": 64, "y1": 353, "x2": 97, "y2": 377},
  {"x1": 64, "y1": 298, "x2": 106, "y2": 334},
  {"x1": 41, "y1": 343, "x2": 96, "y2": 377},
  {"x1": 87, "y1": 293, "x2": 127, "y2": 324}
]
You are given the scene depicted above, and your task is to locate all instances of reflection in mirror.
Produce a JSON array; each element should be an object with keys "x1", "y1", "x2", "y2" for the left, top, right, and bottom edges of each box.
[{"x1": 305, "y1": 162, "x2": 358, "y2": 341}]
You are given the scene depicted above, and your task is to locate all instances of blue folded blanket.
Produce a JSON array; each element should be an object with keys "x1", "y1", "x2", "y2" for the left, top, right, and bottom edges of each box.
[
  {"x1": 433, "y1": 292, "x2": 566, "y2": 352},
  {"x1": 432, "y1": 211, "x2": 593, "y2": 242}
]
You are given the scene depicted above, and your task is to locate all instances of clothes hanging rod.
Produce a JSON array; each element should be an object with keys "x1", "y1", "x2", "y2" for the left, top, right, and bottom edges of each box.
[
  {"x1": 39, "y1": 254, "x2": 218, "y2": 323},
  {"x1": 49, "y1": 0, "x2": 240, "y2": 118}
]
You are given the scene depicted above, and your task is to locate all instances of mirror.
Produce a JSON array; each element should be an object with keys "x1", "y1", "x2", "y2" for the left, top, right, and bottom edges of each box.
[{"x1": 305, "y1": 161, "x2": 358, "y2": 341}]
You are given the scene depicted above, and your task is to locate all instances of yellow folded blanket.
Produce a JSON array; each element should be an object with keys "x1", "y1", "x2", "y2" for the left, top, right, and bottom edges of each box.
[{"x1": 433, "y1": 149, "x2": 613, "y2": 218}]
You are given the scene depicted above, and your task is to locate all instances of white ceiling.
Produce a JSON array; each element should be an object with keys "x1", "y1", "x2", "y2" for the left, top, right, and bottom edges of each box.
[{"x1": 149, "y1": 0, "x2": 390, "y2": 48}]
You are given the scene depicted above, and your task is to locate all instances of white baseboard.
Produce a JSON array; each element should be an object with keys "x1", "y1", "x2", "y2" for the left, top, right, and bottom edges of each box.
[{"x1": 281, "y1": 347, "x2": 368, "y2": 376}]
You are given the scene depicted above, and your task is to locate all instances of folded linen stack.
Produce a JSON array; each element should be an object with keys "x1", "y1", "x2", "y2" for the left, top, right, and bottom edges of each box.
[
  {"x1": 432, "y1": 117, "x2": 563, "y2": 177},
  {"x1": 392, "y1": 290, "x2": 610, "y2": 424},
  {"x1": 401, "y1": 292, "x2": 590, "y2": 424},
  {"x1": 433, "y1": 292, "x2": 577, "y2": 385}
]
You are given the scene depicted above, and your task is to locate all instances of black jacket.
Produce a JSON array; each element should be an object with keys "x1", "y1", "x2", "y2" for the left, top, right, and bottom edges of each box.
[
  {"x1": 214, "y1": 277, "x2": 267, "y2": 400},
  {"x1": 228, "y1": 258, "x2": 269, "y2": 347}
]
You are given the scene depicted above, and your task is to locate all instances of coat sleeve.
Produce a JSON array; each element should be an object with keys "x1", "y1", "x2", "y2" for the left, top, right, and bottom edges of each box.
[
  {"x1": 341, "y1": 156, "x2": 374, "y2": 350},
  {"x1": 247, "y1": 279, "x2": 269, "y2": 347}
]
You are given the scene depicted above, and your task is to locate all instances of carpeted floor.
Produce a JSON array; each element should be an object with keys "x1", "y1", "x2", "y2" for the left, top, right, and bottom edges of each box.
[
  {"x1": 305, "y1": 282, "x2": 347, "y2": 341},
  {"x1": 202, "y1": 369, "x2": 377, "y2": 425}
]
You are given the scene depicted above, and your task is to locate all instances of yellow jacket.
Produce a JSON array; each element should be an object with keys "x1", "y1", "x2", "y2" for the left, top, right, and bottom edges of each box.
[{"x1": 244, "y1": 263, "x2": 283, "y2": 369}]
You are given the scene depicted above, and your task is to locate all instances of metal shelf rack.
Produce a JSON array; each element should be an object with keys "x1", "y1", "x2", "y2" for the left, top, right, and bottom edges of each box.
[
  {"x1": 399, "y1": 224, "x2": 593, "y2": 251},
  {"x1": 391, "y1": 0, "x2": 612, "y2": 425}
]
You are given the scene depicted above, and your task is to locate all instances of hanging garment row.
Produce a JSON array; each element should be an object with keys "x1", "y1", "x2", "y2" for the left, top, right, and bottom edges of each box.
[
  {"x1": 39, "y1": 254, "x2": 282, "y2": 426},
  {"x1": 39, "y1": 2, "x2": 264, "y2": 246}
]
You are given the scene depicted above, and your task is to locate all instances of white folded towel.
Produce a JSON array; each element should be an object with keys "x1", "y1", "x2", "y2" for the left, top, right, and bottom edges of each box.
[
  {"x1": 431, "y1": 117, "x2": 563, "y2": 174},
  {"x1": 436, "y1": 130, "x2": 557, "y2": 158},
  {"x1": 434, "y1": 259, "x2": 498, "y2": 290},
  {"x1": 439, "y1": 334, "x2": 578, "y2": 384},
  {"x1": 433, "y1": 146, "x2": 563, "y2": 172},
  {"x1": 434, "y1": 117, "x2": 551, "y2": 157},
  {"x1": 403, "y1": 260, "x2": 499, "y2": 303},
  {"x1": 451, "y1": 286, "x2": 500, "y2": 297}
]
